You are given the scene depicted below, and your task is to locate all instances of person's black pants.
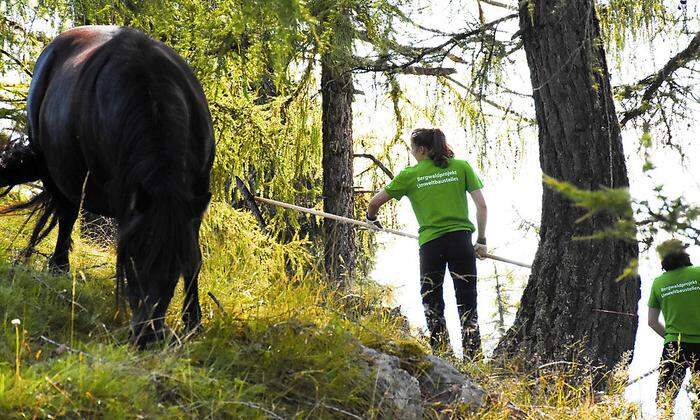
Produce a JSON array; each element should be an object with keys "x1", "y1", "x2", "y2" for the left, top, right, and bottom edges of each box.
[
  {"x1": 657, "y1": 341, "x2": 700, "y2": 402},
  {"x1": 419, "y1": 230, "x2": 480, "y2": 358}
]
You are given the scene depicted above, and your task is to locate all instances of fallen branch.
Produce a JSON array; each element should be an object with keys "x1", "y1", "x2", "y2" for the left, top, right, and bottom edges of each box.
[
  {"x1": 207, "y1": 291, "x2": 227, "y2": 316},
  {"x1": 39, "y1": 335, "x2": 96, "y2": 359}
]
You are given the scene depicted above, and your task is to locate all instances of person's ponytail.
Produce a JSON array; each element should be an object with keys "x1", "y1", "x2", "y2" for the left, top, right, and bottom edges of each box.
[{"x1": 411, "y1": 128, "x2": 454, "y2": 168}]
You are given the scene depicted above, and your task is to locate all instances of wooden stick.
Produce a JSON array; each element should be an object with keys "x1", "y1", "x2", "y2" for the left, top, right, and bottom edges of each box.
[
  {"x1": 254, "y1": 196, "x2": 417, "y2": 239},
  {"x1": 254, "y1": 196, "x2": 532, "y2": 269},
  {"x1": 484, "y1": 253, "x2": 532, "y2": 269}
]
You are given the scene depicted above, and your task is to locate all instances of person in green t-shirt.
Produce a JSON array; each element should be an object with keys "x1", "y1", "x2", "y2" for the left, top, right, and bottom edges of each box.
[
  {"x1": 647, "y1": 239, "x2": 700, "y2": 402},
  {"x1": 365, "y1": 128, "x2": 488, "y2": 358}
]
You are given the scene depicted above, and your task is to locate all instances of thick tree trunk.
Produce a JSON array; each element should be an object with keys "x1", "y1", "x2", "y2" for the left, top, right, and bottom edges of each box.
[
  {"x1": 494, "y1": 0, "x2": 640, "y2": 375},
  {"x1": 320, "y1": 13, "x2": 356, "y2": 288}
]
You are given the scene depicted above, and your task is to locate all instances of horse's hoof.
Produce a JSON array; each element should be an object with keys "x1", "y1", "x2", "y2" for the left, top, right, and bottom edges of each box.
[
  {"x1": 129, "y1": 325, "x2": 169, "y2": 349},
  {"x1": 183, "y1": 317, "x2": 201, "y2": 334},
  {"x1": 48, "y1": 257, "x2": 70, "y2": 275}
]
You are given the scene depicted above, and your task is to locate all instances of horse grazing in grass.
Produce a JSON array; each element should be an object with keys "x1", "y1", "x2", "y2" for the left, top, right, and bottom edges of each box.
[{"x1": 0, "y1": 26, "x2": 215, "y2": 345}]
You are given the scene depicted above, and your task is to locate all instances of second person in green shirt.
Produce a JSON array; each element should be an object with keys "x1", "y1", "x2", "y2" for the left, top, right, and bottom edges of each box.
[
  {"x1": 366, "y1": 128, "x2": 488, "y2": 358},
  {"x1": 647, "y1": 239, "x2": 700, "y2": 405}
]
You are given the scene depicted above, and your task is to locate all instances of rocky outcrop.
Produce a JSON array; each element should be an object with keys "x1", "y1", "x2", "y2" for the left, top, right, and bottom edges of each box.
[{"x1": 359, "y1": 345, "x2": 486, "y2": 418}]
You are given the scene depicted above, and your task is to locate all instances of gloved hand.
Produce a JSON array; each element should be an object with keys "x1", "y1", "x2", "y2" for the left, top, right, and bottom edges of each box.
[
  {"x1": 365, "y1": 213, "x2": 383, "y2": 230},
  {"x1": 474, "y1": 237, "x2": 487, "y2": 259}
]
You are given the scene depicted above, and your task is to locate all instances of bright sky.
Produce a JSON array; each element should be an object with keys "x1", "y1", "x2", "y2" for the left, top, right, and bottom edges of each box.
[{"x1": 356, "y1": 1, "x2": 699, "y2": 419}]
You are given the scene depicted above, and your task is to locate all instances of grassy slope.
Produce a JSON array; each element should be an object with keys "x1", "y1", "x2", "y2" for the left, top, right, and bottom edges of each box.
[{"x1": 0, "y1": 197, "x2": 639, "y2": 418}]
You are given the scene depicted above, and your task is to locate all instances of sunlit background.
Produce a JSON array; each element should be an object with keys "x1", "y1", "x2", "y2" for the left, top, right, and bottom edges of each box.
[{"x1": 355, "y1": 2, "x2": 699, "y2": 418}]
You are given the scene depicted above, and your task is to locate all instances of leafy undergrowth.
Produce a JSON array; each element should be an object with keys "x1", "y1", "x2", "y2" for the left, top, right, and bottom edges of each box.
[{"x1": 0, "y1": 198, "x2": 640, "y2": 418}]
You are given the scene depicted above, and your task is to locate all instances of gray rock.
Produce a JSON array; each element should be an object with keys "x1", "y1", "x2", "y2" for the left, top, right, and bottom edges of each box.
[
  {"x1": 418, "y1": 355, "x2": 486, "y2": 410},
  {"x1": 359, "y1": 345, "x2": 423, "y2": 419},
  {"x1": 358, "y1": 346, "x2": 486, "y2": 417}
]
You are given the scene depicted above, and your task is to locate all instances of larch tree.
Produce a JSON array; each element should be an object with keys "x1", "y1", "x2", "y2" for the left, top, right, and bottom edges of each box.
[
  {"x1": 492, "y1": 0, "x2": 698, "y2": 376},
  {"x1": 318, "y1": 5, "x2": 357, "y2": 288}
]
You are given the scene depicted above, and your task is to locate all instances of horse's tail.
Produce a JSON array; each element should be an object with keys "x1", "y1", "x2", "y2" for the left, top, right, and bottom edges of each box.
[
  {"x1": 0, "y1": 138, "x2": 55, "y2": 259},
  {"x1": 0, "y1": 190, "x2": 58, "y2": 259},
  {"x1": 0, "y1": 137, "x2": 46, "y2": 190}
]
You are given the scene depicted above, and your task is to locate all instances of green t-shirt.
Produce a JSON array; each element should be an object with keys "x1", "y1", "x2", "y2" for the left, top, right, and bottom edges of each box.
[
  {"x1": 384, "y1": 158, "x2": 483, "y2": 246},
  {"x1": 647, "y1": 265, "x2": 700, "y2": 344}
]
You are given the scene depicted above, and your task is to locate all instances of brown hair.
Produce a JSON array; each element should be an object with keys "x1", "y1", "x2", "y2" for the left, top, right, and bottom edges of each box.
[
  {"x1": 661, "y1": 251, "x2": 692, "y2": 271},
  {"x1": 411, "y1": 128, "x2": 454, "y2": 168}
]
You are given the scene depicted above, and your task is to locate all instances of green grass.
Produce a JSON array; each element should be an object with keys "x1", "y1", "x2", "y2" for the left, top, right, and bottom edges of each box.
[
  {"x1": 0, "y1": 199, "x2": 420, "y2": 418},
  {"x1": 0, "y1": 196, "x2": 643, "y2": 418}
]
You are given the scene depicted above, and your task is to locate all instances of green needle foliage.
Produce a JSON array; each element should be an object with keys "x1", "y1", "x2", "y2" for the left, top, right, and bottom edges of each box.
[{"x1": 543, "y1": 175, "x2": 636, "y2": 241}]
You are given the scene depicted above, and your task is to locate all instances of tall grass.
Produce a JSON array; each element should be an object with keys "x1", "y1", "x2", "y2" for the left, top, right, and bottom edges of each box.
[{"x1": 0, "y1": 195, "x2": 644, "y2": 418}]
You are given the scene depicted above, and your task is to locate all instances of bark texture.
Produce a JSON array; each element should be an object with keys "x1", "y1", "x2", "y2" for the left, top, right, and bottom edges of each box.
[
  {"x1": 320, "y1": 11, "x2": 356, "y2": 288},
  {"x1": 494, "y1": 0, "x2": 641, "y2": 374}
]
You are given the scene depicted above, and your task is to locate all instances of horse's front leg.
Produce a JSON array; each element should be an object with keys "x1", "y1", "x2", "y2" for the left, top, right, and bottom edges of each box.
[
  {"x1": 182, "y1": 226, "x2": 202, "y2": 332},
  {"x1": 182, "y1": 269, "x2": 201, "y2": 332},
  {"x1": 49, "y1": 203, "x2": 79, "y2": 273}
]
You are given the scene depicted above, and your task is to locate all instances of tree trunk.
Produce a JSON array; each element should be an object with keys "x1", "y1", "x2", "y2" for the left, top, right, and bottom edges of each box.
[
  {"x1": 494, "y1": 0, "x2": 640, "y2": 376},
  {"x1": 320, "y1": 10, "x2": 356, "y2": 288}
]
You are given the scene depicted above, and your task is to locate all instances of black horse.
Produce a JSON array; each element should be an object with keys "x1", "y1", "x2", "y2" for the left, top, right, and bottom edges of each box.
[{"x1": 0, "y1": 26, "x2": 215, "y2": 345}]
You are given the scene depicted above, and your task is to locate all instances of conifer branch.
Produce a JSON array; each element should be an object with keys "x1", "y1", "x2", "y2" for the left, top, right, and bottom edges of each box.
[
  {"x1": 0, "y1": 48, "x2": 33, "y2": 78},
  {"x1": 443, "y1": 75, "x2": 535, "y2": 123},
  {"x1": 480, "y1": 0, "x2": 518, "y2": 10},
  {"x1": 619, "y1": 31, "x2": 700, "y2": 127},
  {"x1": 353, "y1": 14, "x2": 518, "y2": 74}
]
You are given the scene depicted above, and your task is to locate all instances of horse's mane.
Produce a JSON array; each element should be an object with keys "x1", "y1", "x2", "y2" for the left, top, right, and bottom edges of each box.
[{"x1": 79, "y1": 29, "x2": 205, "y2": 281}]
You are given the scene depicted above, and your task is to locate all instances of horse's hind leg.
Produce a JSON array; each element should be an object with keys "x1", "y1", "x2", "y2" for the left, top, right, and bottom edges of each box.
[{"x1": 49, "y1": 201, "x2": 78, "y2": 273}]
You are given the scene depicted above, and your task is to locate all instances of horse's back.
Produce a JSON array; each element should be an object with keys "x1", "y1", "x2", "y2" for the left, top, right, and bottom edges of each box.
[
  {"x1": 28, "y1": 26, "x2": 214, "y2": 213},
  {"x1": 28, "y1": 26, "x2": 120, "y2": 129}
]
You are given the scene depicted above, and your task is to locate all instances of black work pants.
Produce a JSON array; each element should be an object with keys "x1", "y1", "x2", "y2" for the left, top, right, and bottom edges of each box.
[
  {"x1": 657, "y1": 341, "x2": 700, "y2": 402},
  {"x1": 419, "y1": 230, "x2": 480, "y2": 358}
]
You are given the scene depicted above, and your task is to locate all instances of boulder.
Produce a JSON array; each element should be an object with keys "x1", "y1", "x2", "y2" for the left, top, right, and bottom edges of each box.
[
  {"x1": 417, "y1": 355, "x2": 486, "y2": 410},
  {"x1": 359, "y1": 345, "x2": 423, "y2": 419}
]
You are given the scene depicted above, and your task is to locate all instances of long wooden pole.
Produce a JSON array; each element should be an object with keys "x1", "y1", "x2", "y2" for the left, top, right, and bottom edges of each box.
[{"x1": 254, "y1": 196, "x2": 532, "y2": 269}]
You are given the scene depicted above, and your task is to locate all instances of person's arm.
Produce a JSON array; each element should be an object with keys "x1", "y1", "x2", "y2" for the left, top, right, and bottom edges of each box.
[
  {"x1": 367, "y1": 190, "x2": 392, "y2": 220},
  {"x1": 469, "y1": 189, "x2": 488, "y2": 258},
  {"x1": 648, "y1": 307, "x2": 665, "y2": 338}
]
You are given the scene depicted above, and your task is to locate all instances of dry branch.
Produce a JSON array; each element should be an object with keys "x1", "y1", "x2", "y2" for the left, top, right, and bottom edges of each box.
[
  {"x1": 619, "y1": 31, "x2": 700, "y2": 127},
  {"x1": 353, "y1": 153, "x2": 394, "y2": 179},
  {"x1": 353, "y1": 14, "x2": 517, "y2": 74}
]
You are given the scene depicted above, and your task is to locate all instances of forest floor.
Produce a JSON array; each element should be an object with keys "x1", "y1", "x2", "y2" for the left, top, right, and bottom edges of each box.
[{"x1": 0, "y1": 194, "x2": 643, "y2": 418}]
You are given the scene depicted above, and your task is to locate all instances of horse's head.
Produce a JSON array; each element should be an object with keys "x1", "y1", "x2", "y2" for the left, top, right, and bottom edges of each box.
[{"x1": 118, "y1": 186, "x2": 210, "y2": 346}]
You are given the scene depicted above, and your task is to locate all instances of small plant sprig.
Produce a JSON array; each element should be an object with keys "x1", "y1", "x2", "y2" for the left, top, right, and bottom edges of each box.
[{"x1": 12, "y1": 318, "x2": 21, "y2": 379}]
